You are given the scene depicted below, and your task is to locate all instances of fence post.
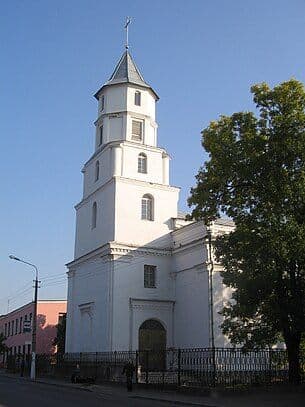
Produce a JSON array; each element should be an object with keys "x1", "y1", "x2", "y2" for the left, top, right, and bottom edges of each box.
[
  {"x1": 145, "y1": 350, "x2": 149, "y2": 385},
  {"x1": 135, "y1": 351, "x2": 139, "y2": 384},
  {"x1": 95, "y1": 352, "x2": 98, "y2": 381},
  {"x1": 269, "y1": 349, "x2": 272, "y2": 385},
  {"x1": 178, "y1": 349, "x2": 181, "y2": 387},
  {"x1": 211, "y1": 347, "x2": 216, "y2": 387}
]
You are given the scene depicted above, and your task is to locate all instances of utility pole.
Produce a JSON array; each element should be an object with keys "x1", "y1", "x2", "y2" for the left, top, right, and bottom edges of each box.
[
  {"x1": 9, "y1": 255, "x2": 39, "y2": 381},
  {"x1": 207, "y1": 229, "x2": 215, "y2": 350},
  {"x1": 205, "y1": 228, "x2": 216, "y2": 386},
  {"x1": 31, "y1": 267, "x2": 39, "y2": 381}
]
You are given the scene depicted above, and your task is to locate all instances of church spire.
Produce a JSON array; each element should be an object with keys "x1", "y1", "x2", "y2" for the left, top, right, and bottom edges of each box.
[{"x1": 94, "y1": 51, "x2": 158, "y2": 100}]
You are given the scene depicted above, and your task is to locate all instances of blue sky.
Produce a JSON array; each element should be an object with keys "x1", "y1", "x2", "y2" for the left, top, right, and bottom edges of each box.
[{"x1": 1, "y1": 0, "x2": 305, "y2": 314}]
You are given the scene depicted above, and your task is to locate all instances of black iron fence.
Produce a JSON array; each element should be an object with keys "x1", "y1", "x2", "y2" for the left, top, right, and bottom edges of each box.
[{"x1": 5, "y1": 348, "x2": 305, "y2": 388}]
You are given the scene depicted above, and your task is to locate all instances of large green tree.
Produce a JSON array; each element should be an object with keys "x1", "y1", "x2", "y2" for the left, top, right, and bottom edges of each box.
[{"x1": 188, "y1": 79, "x2": 305, "y2": 384}]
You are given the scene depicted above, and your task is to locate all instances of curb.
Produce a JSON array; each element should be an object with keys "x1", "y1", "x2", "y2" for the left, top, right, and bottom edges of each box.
[
  {"x1": 130, "y1": 395, "x2": 216, "y2": 407},
  {"x1": 0, "y1": 373, "x2": 92, "y2": 393},
  {"x1": 35, "y1": 379, "x2": 92, "y2": 392}
]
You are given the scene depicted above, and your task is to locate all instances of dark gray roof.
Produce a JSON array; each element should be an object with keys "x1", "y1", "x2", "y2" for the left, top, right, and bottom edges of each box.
[{"x1": 94, "y1": 51, "x2": 158, "y2": 100}]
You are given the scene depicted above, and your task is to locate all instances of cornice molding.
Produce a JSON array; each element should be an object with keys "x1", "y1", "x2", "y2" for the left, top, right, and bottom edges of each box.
[
  {"x1": 116, "y1": 176, "x2": 180, "y2": 191},
  {"x1": 83, "y1": 140, "x2": 169, "y2": 169},
  {"x1": 66, "y1": 241, "x2": 172, "y2": 269},
  {"x1": 75, "y1": 177, "x2": 115, "y2": 210},
  {"x1": 130, "y1": 298, "x2": 175, "y2": 311}
]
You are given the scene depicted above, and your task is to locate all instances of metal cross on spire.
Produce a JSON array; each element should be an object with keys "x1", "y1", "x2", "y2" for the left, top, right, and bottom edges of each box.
[{"x1": 124, "y1": 17, "x2": 131, "y2": 50}]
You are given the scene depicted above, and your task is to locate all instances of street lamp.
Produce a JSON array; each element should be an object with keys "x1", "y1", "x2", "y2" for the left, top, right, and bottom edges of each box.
[{"x1": 9, "y1": 255, "x2": 39, "y2": 381}]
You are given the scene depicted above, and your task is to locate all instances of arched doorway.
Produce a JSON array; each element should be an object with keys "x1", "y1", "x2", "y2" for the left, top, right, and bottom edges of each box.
[{"x1": 138, "y1": 319, "x2": 166, "y2": 371}]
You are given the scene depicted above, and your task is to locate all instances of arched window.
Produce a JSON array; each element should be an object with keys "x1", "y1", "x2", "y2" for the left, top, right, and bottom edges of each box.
[
  {"x1": 138, "y1": 153, "x2": 147, "y2": 173},
  {"x1": 135, "y1": 91, "x2": 141, "y2": 106},
  {"x1": 92, "y1": 202, "x2": 97, "y2": 229},
  {"x1": 141, "y1": 194, "x2": 154, "y2": 221},
  {"x1": 95, "y1": 161, "x2": 100, "y2": 181}
]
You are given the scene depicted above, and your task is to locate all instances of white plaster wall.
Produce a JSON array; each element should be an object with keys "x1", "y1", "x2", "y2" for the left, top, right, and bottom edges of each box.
[
  {"x1": 126, "y1": 86, "x2": 156, "y2": 121},
  {"x1": 83, "y1": 147, "x2": 112, "y2": 198},
  {"x1": 66, "y1": 258, "x2": 110, "y2": 353},
  {"x1": 173, "y1": 244, "x2": 210, "y2": 348},
  {"x1": 74, "y1": 181, "x2": 115, "y2": 258},
  {"x1": 212, "y1": 269, "x2": 232, "y2": 347},
  {"x1": 125, "y1": 115, "x2": 156, "y2": 147},
  {"x1": 65, "y1": 272, "x2": 75, "y2": 352},
  {"x1": 95, "y1": 85, "x2": 157, "y2": 148},
  {"x1": 121, "y1": 144, "x2": 166, "y2": 184},
  {"x1": 114, "y1": 178, "x2": 179, "y2": 247},
  {"x1": 111, "y1": 253, "x2": 174, "y2": 351},
  {"x1": 98, "y1": 86, "x2": 127, "y2": 116}
]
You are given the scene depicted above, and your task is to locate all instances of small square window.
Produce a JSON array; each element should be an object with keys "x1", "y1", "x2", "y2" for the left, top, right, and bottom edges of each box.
[
  {"x1": 132, "y1": 120, "x2": 143, "y2": 141},
  {"x1": 144, "y1": 265, "x2": 156, "y2": 288}
]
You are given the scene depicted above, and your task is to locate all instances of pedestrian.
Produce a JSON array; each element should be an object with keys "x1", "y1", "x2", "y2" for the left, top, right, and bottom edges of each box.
[
  {"x1": 71, "y1": 363, "x2": 81, "y2": 383},
  {"x1": 20, "y1": 357, "x2": 25, "y2": 377},
  {"x1": 122, "y1": 359, "x2": 135, "y2": 392}
]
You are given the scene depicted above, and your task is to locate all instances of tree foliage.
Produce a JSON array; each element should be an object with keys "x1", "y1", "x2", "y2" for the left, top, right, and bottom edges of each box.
[
  {"x1": 188, "y1": 79, "x2": 305, "y2": 383},
  {"x1": 53, "y1": 314, "x2": 66, "y2": 354}
]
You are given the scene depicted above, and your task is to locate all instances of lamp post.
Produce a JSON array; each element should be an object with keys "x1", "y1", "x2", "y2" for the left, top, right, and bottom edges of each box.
[{"x1": 9, "y1": 255, "x2": 39, "y2": 381}]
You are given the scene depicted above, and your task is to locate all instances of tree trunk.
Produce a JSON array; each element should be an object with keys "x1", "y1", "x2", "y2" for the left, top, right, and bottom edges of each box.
[{"x1": 285, "y1": 334, "x2": 301, "y2": 385}]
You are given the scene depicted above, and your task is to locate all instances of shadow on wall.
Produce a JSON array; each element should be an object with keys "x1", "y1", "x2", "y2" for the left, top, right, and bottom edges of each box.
[{"x1": 36, "y1": 314, "x2": 56, "y2": 354}]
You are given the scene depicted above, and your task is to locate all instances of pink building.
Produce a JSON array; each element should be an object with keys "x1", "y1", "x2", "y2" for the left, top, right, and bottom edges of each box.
[{"x1": 0, "y1": 300, "x2": 66, "y2": 362}]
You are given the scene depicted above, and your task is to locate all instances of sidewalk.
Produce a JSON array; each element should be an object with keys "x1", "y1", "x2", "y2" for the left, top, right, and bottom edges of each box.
[
  {"x1": 1, "y1": 371, "x2": 305, "y2": 407},
  {"x1": 0, "y1": 371, "x2": 219, "y2": 406}
]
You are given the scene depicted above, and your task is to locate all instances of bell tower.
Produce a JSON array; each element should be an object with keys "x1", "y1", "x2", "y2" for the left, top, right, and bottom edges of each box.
[
  {"x1": 73, "y1": 50, "x2": 180, "y2": 258},
  {"x1": 66, "y1": 43, "x2": 181, "y2": 353},
  {"x1": 93, "y1": 51, "x2": 159, "y2": 149}
]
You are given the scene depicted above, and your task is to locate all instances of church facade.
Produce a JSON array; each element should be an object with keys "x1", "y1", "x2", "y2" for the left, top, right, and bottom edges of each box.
[{"x1": 65, "y1": 50, "x2": 233, "y2": 353}]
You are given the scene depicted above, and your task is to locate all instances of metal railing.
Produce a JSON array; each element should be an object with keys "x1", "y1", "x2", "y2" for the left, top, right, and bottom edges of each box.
[{"x1": 5, "y1": 348, "x2": 305, "y2": 388}]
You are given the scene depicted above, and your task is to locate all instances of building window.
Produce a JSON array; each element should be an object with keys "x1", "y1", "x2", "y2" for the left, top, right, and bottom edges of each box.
[
  {"x1": 100, "y1": 95, "x2": 105, "y2": 111},
  {"x1": 15, "y1": 319, "x2": 18, "y2": 335},
  {"x1": 19, "y1": 317, "x2": 22, "y2": 334},
  {"x1": 138, "y1": 153, "x2": 147, "y2": 174},
  {"x1": 11, "y1": 321, "x2": 14, "y2": 336},
  {"x1": 92, "y1": 202, "x2": 97, "y2": 229},
  {"x1": 144, "y1": 265, "x2": 156, "y2": 288},
  {"x1": 8, "y1": 322, "x2": 10, "y2": 337},
  {"x1": 95, "y1": 161, "x2": 100, "y2": 181},
  {"x1": 99, "y1": 125, "x2": 103, "y2": 146},
  {"x1": 132, "y1": 120, "x2": 143, "y2": 141},
  {"x1": 135, "y1": 91, "x2": 141, "y2": 106},
  {"x1": 141, "y1": 194, "x2": 154, "y2": 221},
  {"x1": 4, "y1": 323, "x2": 7, "y2": 337}
]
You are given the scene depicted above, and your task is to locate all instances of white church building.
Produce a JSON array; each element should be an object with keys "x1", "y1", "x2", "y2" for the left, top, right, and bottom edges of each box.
[{"x1": 65, "y1": 49, "x2": 233, "y2": 354}]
